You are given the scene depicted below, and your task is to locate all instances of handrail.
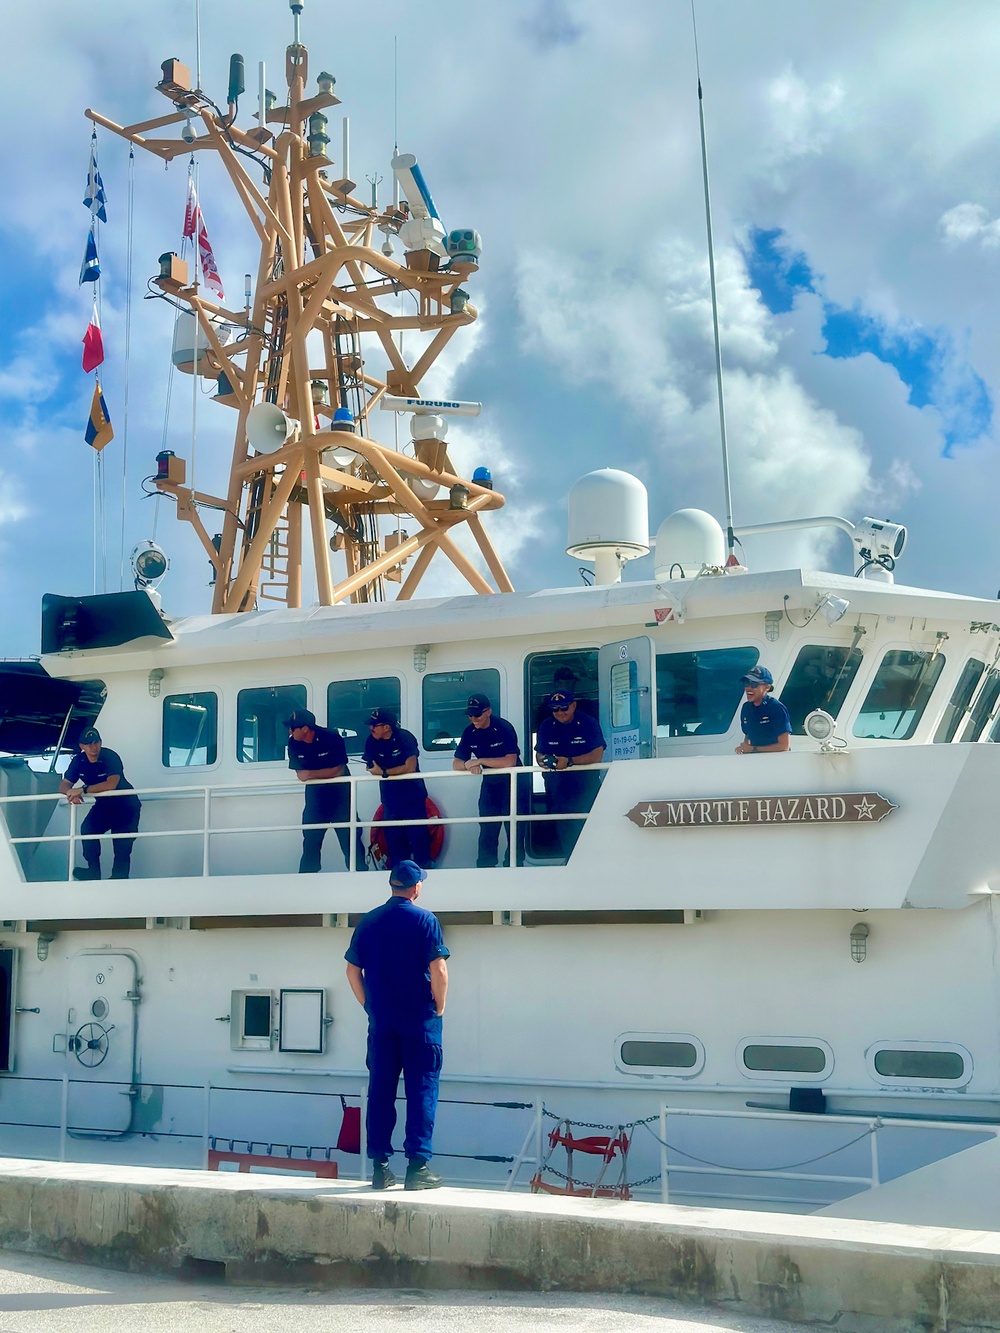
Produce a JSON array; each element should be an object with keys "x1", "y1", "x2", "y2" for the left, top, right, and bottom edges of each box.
[{"x1": 0, "y1": 761, "x2": 613, "y2": 879}]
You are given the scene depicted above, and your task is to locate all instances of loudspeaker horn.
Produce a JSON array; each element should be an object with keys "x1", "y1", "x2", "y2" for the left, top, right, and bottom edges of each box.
[{"x1": 246, "y1": 402, "x2": 300, "y2": 453}]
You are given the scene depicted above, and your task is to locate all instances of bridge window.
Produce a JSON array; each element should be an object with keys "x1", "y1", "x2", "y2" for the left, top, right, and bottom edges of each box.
[
  {"x1": 934, "y1": 659, "x2": 986, "y2": 743},
  {"x1": 739, "y1": 1039, "x2": 833, "y2": 1079},
  {"x1": 237, "y1": 685, "x2": 306, "y2": 763},
  {"x1": 872, "y1": 1047, "x2": 967, "y2": 1082},
  {"x1": 422, "y1": 668, "x2": 501, "y2": 752},
  {"x1": 782, "y1": 644, "x2": 864, "y2": 734},
  {"x1": 656, "y1": 647, "x2": 759, "y2": 737},
  {"x1": 853, "y1": 649, "x2": 946, "y2": 740},
  {"x1": 963, "y1": 668, "x2": 1000, "y2": 741},
  {"x1": 327, "y1": 677, "x2": 401, "y2": 756},
  {"x1": 162, "y1": 692, "x2": 218, "y2": 767}
]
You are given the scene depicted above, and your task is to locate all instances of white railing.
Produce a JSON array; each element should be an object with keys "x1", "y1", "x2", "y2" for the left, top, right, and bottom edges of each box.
[
  {"x1": 0, "y1": 762, "x2": 612, "y2": 881},
  {"x1": 654, "y1": 1104, "x2": 997, "y2": 1206}
]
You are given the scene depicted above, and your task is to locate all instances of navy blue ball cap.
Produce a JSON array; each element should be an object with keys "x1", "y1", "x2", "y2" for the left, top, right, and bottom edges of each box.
[
  {"x1": 467, "y1": 693, "x2": 491, "y2": 716},
  {"x1": 389, "y1": 860, "x2": 427, "y2": 889},
  {"x1": 549, "y1": 690, "x2": 575, "y2": 710},
  {"x1": 368, "y1": 707, "x2": 397, "y2": 727},
  {"x1": 742, "y1": 666, "x2": 773, "y2": 686},
  {"x1": 283, "y1": 708, "x2": 317, "y2": 729},
  {"x1": 79, "y1": 727, "x2": 101, "y2": 745}
]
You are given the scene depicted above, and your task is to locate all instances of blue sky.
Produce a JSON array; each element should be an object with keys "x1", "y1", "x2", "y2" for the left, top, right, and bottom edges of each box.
[
  {"x1": 744, "y1": 226, "x2": 993, "y2": 456},
  {"x1": 4, "y1": 0, "x2": 1000, "y2": 658}
]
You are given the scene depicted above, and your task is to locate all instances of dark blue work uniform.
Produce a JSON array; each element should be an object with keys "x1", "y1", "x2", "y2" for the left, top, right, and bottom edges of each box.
[
  {"x1": 535, "y1": 711, "x2": 607, "y2": 859},
  {"x1": 740, "y1": 696, "x2": 792, "y2": 749},
  {"x1": 363, "y1": 726, "x2": 431, "y2": 868},
  {"x1": 454, "y1": 715, "x2": 525, "y2": 868},
  {"x1": 287, "y1": 726, "x2": 355, "y2": 872},
  {"x1": 64, "y1": 748, "x2": 141, "y2": 879},
  {"x1": 345, "y1": 897, "x2": 450, "y2": 1163}
]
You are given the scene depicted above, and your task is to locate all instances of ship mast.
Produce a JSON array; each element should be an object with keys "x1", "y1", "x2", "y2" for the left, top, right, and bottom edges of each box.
[{"x1": 86, "y1": 16, "x2": 511, "y2": 614}]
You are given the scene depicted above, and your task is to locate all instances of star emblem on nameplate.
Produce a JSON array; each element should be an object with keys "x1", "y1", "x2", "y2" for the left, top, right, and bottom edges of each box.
[
  {"x1": 641, "y1": 805, "x2": 660, "y2": 826},
  {"x1": 853, "y1": 796, "x2": 877, "y2": 820}
]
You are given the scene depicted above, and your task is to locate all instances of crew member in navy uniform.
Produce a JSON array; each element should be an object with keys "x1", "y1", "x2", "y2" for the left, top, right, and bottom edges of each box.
[
  {"x1": 345, "y1": 859, "x2": 449, "y2": 1191},
  {"x1": 534, "y1": 690, "x2": 606, "y2": 860},
  {"x1": 285, "y1": 707, "x2": 361, "y2": 872},
  {"x1": 735, "y1": 665, "x2": 791, "y2": 754},
  {"x1": 452, "y1": 693, "x2": 523, "y2": 868},
  {"x1": 59, "y1": 728, "x2": 142, "y2": 880},
  {"x1": 363, "y1": 709, "x2": 431, "y2": 868}
]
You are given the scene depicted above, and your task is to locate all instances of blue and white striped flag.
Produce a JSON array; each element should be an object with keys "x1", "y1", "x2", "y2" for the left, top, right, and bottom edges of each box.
[{"x1": 83, "y1": 138, "x2": 107, "y2": 223}]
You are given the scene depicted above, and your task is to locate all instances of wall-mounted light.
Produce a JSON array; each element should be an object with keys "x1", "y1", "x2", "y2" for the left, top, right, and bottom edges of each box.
[
  {"x1": 413, "y1": 644, "x2": 430, "y2": 674},
  {"x1": 765, "y1": 610, "x2": 781, "y2": 642},
  {"x1": 148, "y1": 668, "x2": 165, "y2": 698},
  {"x1": 850, "y1": 921, "x2": 869, "y2": 963},
  {"x1": 36, "y1": 932, "x2": 56, "y2": 962},
  {"x1": 819, "y1": 594, "x2": 850, "y2": 625}
]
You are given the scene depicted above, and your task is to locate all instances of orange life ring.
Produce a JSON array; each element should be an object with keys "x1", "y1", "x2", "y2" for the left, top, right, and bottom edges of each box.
[{"x1": 369, "y1": 796, "x2": 445, "y2": 867}]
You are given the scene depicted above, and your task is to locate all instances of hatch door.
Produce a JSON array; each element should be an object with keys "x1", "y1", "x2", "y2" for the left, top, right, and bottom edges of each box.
[
  {"x1": 64, "y1": 951, "x2": 139, "y2": 1135},
  {"x1": 598, "y1": 636, "x2": 654, "y2": 761}
]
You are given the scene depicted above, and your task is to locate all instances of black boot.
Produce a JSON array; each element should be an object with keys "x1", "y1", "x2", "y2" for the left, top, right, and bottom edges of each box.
[
  {"x1": 371, "y1": 1159, "x2": 397, "y2": 1190},
  {"x1": 404, "y1": 1160, "x2": 442, "y2": 1190},
  {"x1": 73, "y1": 865, "x2": 100, "y2": 881},
  {"x1": 110, "y1": 857, "x2": 131, "y2": 881}
]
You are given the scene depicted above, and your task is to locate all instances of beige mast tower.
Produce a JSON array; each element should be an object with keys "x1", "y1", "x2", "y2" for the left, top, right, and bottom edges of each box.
[{"x1": 86, "y1": 9, "x2": 512, "y2": 614}]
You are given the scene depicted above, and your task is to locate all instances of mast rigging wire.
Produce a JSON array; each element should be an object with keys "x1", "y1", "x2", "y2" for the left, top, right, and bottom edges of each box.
[{"x1": 118, "y1": 147, "x2": 135, "y2": 590}]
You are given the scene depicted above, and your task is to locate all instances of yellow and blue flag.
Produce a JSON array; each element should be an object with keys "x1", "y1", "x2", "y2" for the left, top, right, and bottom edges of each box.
[{"x1": 85, "y1": 382, "x2": 113, "y2": 451}]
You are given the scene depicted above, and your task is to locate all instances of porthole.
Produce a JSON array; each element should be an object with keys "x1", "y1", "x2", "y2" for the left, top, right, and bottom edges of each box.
[
  {"x1": 615, "y1": 1032, "x2": 705, "y2": 1078},
  {"x1": 738, "y1": 1036, "x2": 834, "y2": 1082},
  {"x1": 866, "y1": 1040, "x2": 971, "y2": 1087},
  {"x1": 90, "y1": 998, "x2": 109, "y2": 1020}
]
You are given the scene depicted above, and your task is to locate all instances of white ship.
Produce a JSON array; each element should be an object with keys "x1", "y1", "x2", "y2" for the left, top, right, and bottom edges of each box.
[{"x1": 1, "y1": 5, "x2": 999, "y2": 1223}]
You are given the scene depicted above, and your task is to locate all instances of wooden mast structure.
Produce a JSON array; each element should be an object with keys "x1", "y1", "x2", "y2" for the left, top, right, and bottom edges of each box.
[{"x1": 86, "y1": 25, "x2": 512, "y2": 615}]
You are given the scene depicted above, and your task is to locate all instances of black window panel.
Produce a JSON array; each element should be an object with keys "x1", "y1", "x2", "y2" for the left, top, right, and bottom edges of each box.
[
  {"x1": 523, "y1": 650, "x2": 599, "y2": 860},
  {"x1": 0, "y1": 950, "x2": 13, "y2": 1071},
  {"x1": 782, "y1": 645, "x2": 864, "y2": 735},
  {"x1": 934, "y1": 659, "x2": 986, "y2": 743},
  {"x1": 162, "y1": 692, "x2": 218, "y2": 767},
  {"x1": 237, "y1": 685, "x2": 306, "y2": 763},
  {"x1": 656, "y1": 647, "x2": 759, "y2": 738},
  {"x1": 964, "y1": 669, "x2": 1000, "y2": 742},
  {"x1": 327, "y1": 678, "x2": 401, "y2": 756},
  {"x1": 621, "y1": 1040, "x2": 697, "y2": 1069},
  {"x1": 243, "y1": 994, "x2": 272, "y2": 1039},
  {"x1": 422, "y1": 669, "x2": 501, "y2": 752},
  {"x1": 874, "y1": 1049, "x2": 965, "y2": 1080},
  {"x1": 853, "y1": 650, "x2": 946, "y2": 740},
  {"x1": 743, "y1": 1044, "x2": 827, "y2": 1074}
]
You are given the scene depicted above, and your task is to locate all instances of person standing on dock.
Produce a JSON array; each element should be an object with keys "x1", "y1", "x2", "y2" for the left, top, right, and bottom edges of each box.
[
  {"x1": 59, "y1": 728, "x2": 142, "y2": 880},
  {"x1": 284, "y1": 707, "x2": 361, "y2": 873},
  {"x1": 534, "y1": 690, "x2": 606, "y2": 860},
  {"x1": 452, "y1": 692, "x2": 523, "y2": 868},
  {"x1": 735, "y1": 666, "x2": 791, "y2": 754},
  {"x1": 345, "y1": 859, "x2": 449, "y2": 1191},
  {"x1": 363, "y1": 708, "x2": 431, "y2": 868}
]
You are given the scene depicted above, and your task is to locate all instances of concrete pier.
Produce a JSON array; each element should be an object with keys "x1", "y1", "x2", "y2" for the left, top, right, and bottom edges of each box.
[{"x1": 0, "y1": 1159, "x2": 999, "y2": 1331}]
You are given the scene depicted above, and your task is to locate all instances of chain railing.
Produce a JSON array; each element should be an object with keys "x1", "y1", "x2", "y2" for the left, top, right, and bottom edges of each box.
[{"x1": 0, "y1": 761, "x2": 614, "y2": 881}]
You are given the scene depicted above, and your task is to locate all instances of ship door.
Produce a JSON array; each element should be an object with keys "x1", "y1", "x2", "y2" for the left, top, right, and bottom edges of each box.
[
  {"x1": 63, "y1": 951, "x2": 139, "y2": 1135},
  {"x1": 598, "y1": 637, "x2": 654, "y2": 760}
]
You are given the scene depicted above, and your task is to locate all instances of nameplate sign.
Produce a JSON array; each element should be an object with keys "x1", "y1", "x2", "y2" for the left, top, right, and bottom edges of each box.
[{"x1": 626, "y1": 793, "x2": 895, "y2": 828}]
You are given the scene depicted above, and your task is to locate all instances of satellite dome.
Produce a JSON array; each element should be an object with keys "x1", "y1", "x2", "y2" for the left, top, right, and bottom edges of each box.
[
  {"x1": 654, "y1": 509, "x2": 725, "y2": 579},
  {"x1": 566, "y1": 470, "x2": 649, "y2": 584}
]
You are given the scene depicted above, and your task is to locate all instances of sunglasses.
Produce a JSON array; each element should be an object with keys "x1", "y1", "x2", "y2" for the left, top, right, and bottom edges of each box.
[{"x1": 552, "y1": 706, "x2": 572, "y2": 714}]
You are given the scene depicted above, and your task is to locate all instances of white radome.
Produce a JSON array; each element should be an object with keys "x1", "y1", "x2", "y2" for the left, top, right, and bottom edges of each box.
[{"x1": 654, "y1": 508, "x2": 726, "y2": 579}]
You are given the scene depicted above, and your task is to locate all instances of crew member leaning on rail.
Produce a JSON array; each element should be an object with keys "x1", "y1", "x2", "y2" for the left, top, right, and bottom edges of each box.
[
  {"x1": 285, "y1": 707, "x2": 364, "y2": 873},
  {"x1": 534, "y1": 690, "x2": 606, "y2": 859},
  {"x1": 452, "y1": 692, "x2": 524, "y2": 869},
  {"x1": 735, "y1": 665, "x2": 791, "y2": 755},
  {"x1": 59, "y1": 728, "x2": 142, "y2": 881}
]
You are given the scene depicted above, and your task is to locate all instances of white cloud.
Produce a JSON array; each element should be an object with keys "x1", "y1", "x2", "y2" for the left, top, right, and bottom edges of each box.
[{"x1": 939, "y1": 203, "x2": 1000, "y2": 249}]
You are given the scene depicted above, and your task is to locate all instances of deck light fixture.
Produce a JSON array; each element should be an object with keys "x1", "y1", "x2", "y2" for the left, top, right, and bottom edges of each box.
[
  {"x1": 850, "y1": 922, "x2": 869, "y2": 963},
  {"x1": 819, "y1": 594, "x2": 850, "y2": 625},
  {"x1": 148, "y1": 668, "x2": 165, "y2": 698}
]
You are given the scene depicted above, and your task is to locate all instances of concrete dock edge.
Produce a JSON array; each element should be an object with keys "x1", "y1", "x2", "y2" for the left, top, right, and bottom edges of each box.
[{"x1": 0, "y1": 1160, "x2": 999, "y2": 1331}]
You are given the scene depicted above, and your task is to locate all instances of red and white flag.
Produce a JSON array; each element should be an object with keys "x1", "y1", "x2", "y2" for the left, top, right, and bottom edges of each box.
[
  {"x1": 82, "y1": 300, "x2": 104, "y2": 374},
  {"x1": 183, "y1": 178, "x2": 225, "y2": 301}
]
